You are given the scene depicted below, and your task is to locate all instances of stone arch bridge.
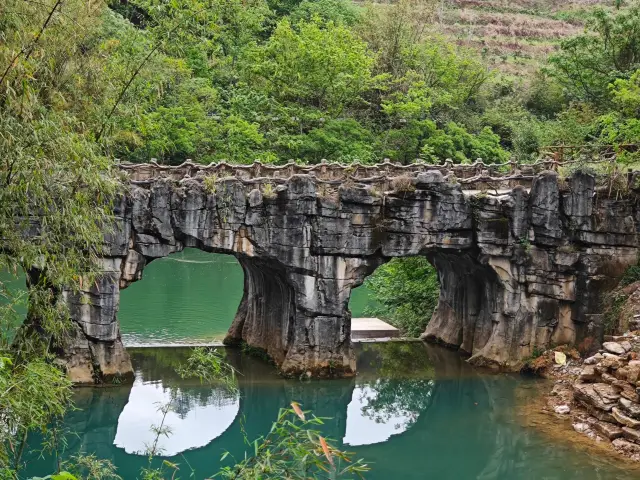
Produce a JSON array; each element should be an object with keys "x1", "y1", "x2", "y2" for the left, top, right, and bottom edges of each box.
[{"x1": 62, "y1": 159, "x2": 640, "y2": 383}]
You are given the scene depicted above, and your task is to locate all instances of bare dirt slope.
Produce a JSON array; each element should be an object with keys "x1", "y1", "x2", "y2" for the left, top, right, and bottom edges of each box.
[{"x1": 434, "y1": 0, "x2": 615, "y2": 76}]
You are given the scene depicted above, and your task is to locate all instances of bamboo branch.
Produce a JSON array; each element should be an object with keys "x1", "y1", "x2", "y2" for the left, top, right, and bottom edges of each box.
[{"x1": 0, "y1": 0, "x2": 64, "y2": 88}]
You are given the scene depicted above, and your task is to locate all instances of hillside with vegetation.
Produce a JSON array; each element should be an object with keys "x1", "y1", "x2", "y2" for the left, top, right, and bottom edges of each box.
[{"x1": 2, "y1": 0, "x2": 638, "y2": 169}]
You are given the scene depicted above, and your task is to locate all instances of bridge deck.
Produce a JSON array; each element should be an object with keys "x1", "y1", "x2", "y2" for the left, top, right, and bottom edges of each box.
[{"x1": 351, "y1": 317, "x2": 400, "y2": 340}]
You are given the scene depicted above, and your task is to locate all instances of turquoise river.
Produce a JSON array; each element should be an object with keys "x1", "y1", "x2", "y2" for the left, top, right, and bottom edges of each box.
[{"x1": 6, "y1": 250, "x2": 640, "y2": 479}]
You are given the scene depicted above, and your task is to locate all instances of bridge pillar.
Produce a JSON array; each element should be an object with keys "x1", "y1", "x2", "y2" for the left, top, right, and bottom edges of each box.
[
  {"x1": 61, "y1": 257, "x2": 133, "y2": 384},
  {"x1": 225, "y1": 255, "x2": 359, "y2": 377}
]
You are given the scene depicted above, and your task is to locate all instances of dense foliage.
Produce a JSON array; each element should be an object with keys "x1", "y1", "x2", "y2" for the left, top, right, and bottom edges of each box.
[
  {"x1": 30, "y1": 0, "x2": 517, "y2": 166},
  {"x1": 1, "y1": 0, "x2": 120, "y2": 475},
  {"x1": 365, "y1": 258, "x2": 439, "y2": 337}
]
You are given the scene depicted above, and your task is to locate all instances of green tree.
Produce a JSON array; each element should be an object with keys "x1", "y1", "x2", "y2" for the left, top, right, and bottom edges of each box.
[
  {"x1": 365, "y1": 257, "x2": 440, "y2": 337},
  {"x1": 0, "y1": 0, "x2": 120, "y2": 473},
  {"x1": 246, "y1": 18, "x2": 374, "y2": 113},
  {"x1": 548, "y1": 5, "x2": 640, "y2": 107},
  {"x1": 289, "y1": 0, "x2": 360, "y2": 26}
]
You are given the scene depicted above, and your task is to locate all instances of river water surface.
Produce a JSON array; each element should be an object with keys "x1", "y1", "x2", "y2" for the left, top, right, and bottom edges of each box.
[
  {"x1": 118, "y1": 249, "x2": 376, "y2": 345},
  {"x1": 23, "y1": 344, "x2": 638, "y2": 479},
  {"x1": 12, "y1": 251, "x2": 640, "y2": 478}
]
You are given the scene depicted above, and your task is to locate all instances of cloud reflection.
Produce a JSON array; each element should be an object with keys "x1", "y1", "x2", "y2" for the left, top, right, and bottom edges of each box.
[
  {"x1": 343, "y1": 383, "x2": 422, "y2": 446},
  {"x1": 114, "y1": 377, "x2": 240, "y2": 456}
]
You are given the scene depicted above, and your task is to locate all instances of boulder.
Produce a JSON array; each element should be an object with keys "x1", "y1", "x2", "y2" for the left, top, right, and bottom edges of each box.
[
  {"x1": 619, "y1": 397, "x2": 640, "y2": 420},
  {"x1": 622, "y1": 427, "x2": 640, "y2": 445},
  {"x1": 584, "y1": 353, "x2": 603, "y2": 365},
  {"x1": 627, "y1": 365, "x2": 640, "y2": 384},
  {"x1": 554, "y1": 405, "x2": 571, "y2": 414},
  {"x1": 573, "y1": 423, "x2": 591, "y2": 434},
  {"x1": 580, "y1": 402, "x2": 618, "y2": 423},
  {"x1": 579, "y1": 365, "x2": 599, "y2": 382},
  {"x1": 612, "y1": 380, "x2": 640, "y2": 403},
  {"x1": 598, "y1": 356, "x2": 623, "y2": 372},
  {"x1": 603, "y1": 342, "x2": 627, "y2": 355},
  {"x1": 573, "y1": 383, "x2": 619, "y2": 411},
  {"x1": 594, "y1": 383, "x2": 622, "y2": 402},
  {"x1": 615, "y1": 364, "x2": 640, "y2": 383},
  {"x1": 605, "y1": 335, "x2": 632, "y2": 342},
  {"x1": 613, "y1": 438, "x2": 640, "y2": 457},
  {"x1": 603, "y1": 353, "x2": 622, "y2": 359}
]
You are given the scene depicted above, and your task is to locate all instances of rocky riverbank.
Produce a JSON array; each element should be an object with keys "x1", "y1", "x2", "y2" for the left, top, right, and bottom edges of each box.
[{"x1": 538, "y1": 323, "x2": 640, "y2": 461}]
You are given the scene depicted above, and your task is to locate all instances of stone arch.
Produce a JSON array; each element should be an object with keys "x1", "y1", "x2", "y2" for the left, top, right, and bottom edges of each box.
[{"x1": 60, "y1": 168, "x2": 640, "y2": 383}]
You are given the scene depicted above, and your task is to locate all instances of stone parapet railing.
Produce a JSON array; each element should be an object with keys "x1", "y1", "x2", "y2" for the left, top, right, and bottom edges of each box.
[{"x1": 118, "y1": 156, "x2": 627, "y2": 192}]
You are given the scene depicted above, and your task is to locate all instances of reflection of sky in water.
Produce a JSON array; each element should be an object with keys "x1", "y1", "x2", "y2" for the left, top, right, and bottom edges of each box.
[
  {"x1": 114, "y1": 378, "x2": 239, "y2": 456},
  {"x1": 343, "y1": 383, "x2": 418, "y2": 446},
  {"x1": 115, "y1": 376, "x2": 428, "y2": 455},
  {"x1": 23, "y1": 346, "x2": 640, "y2": 480}
]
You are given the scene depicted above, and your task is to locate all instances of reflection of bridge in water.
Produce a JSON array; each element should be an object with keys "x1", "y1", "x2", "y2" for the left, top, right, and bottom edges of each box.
[{"x1": 26, "y1": 343, "x2": 632, "y2": 480}]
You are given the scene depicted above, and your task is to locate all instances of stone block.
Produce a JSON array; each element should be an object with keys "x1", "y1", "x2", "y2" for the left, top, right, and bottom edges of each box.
[
  {"x1": 612, "y1": 407, "x2": 640, "y2": 428},
  {"x1": 622, "y1": 427, "x2": 640, "y2": 445},
  {"x1": 579, "y1": 365, "x2": 599, "y2": 382},
  {"x1": 592, "y1": 421, "x2": 624, "y2": 440}
]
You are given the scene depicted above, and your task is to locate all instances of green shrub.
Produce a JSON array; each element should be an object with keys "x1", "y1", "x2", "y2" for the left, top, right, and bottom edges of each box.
[
  {"x1": 620, "y1": 265, "x2": 640, "y2": 287},
  {"x1": 364, "y1": 257, "x2": 439, "y2": 337}
]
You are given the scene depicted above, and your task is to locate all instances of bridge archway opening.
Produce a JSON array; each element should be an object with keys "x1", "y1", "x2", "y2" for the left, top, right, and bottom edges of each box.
[
  {"x1": 347, "y1": 251, "x2": 504, "y2": 361},
  {"x1": 349, "y1": 256, "x2": 440, "y2": 339},
  {"x1": 118, "y1": 248, "x2": 244, "y2": 346},
  {"x1": 422, "y1": 252, "x2": 502, "y2": 357}
]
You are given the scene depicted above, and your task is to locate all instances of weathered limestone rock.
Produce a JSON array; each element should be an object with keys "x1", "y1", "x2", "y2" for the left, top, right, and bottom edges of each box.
[
  {"x1": 622, "y1": 427, "x2": 640, "y2": 444},
  {"x1": 619, "y1": 397, "x2": 640, "y2": 420},
  {"x1": 612, "y1": 380, "x2": 640, "y2": 403},
  {"x1": 604, "y1": 342, "x2": 627, "y2": 355},
  {"x1": 612, "y1": 407, "x2": 640, "y2": 428},
  {"x1": 593, "y1": 421, "x2": 624, "y2": 440},
  {"x1": 597, "y1": 356, "x2": 623, "y2": 372},
  {"x1": 616, "y1": 364, "x2": 640, "y2": 383},
  {"x1": 621, "y1": 341, "x2": 633, "y2": 352},
  {"x1": 613, "y1": 438, "x2": 640, "y2": 457},
  {"x1": 574, "y1": 383, "x2": 619, "y2": 411},
  {"x1": 579, "y1": 365, "x2": 598, "y2": 382},
  {"x1": 584, "y1": 353, "x2": 603, "y2": 365},
  {"x1": 55, "y1": 168, "x2": 640, "y2": 382}
]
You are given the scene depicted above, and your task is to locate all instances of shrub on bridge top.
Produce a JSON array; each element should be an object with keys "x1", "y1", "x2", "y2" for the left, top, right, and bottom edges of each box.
[
  {"x1": 421, "y1": 123, "x2": 510, "y2": 164},
  {"x1": 390, "y1": 175, "x2": 416, "y2": 193}
]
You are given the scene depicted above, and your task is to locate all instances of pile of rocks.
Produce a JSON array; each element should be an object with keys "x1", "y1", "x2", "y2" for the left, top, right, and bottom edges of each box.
[{"x1": 568, "y1": 336, "x2": 640, "y2": 459}]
